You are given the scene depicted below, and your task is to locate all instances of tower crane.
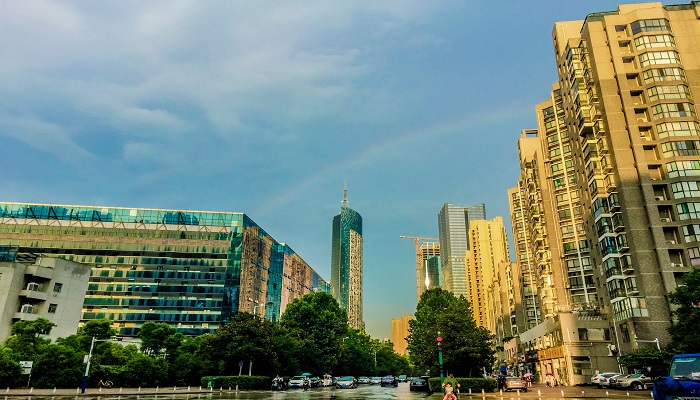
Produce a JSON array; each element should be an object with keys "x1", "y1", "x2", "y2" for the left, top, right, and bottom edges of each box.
[{"x1": 400, "y1": 235, "x2": 439, "y2": 298}]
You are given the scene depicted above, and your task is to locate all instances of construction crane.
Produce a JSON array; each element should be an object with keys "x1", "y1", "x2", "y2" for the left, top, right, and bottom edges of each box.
[{"x1": 400, "y1": 236, "x2": 439, "y2": 298}]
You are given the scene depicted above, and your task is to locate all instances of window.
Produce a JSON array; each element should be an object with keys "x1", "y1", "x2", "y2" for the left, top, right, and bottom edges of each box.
[
  {"x1": 671, "y1": 181, "x2": 700, "y2": 198},
  {"x1": 667, "y1": 160, "x2": 700, "y2": 177},
  {"x1": 678, "y1": 203, "x2": 700, "y2": 220},
  {"x1": 689, "y1": 247, "x2": 700, "y2": 266},
  {"x1": 631, "y1": 19, "x2": 670, "y2": 35},
  {"x1": 652, "y1": 103, "x2": 697, "y2": 120},
  {"x1": 656, "y1": 121, "x2": 700, "y2": 138},
  {"x1": 643, "y1": 67, "x2": 685, "y2": 83},
  {"x1": 647, "y1": 85, "x2": 690, "y2": 101},
  {"x1": 578, "y1": 328, "x2": 589, "y2": 341},
  {"x1": 48, "y1": 303, "x2": 58, "y2": 313},
  {"x1": 53, "y1": 283, "x2": 63, "y2": 293},
  {"x1": 634, "y1": 34, "x2": 675, "y2": 50},
  {"x1": 661, "y1": 140, "x2": 700, "y2": 158},
  {"x1": 620, "y1": 323, "x2": 631, "y2": 343},
  {"x1": 682, "y1": 224, "x2": 700, "y2": 243}
]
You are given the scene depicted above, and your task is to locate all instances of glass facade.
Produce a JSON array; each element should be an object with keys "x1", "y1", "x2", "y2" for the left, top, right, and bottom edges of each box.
[
  {"x1": 437, "y1": 203, "x2": 486, "y2": 297},
  {"x1": 0, "y1": 202, "x2": 328, "y2": 336},
  {"x1": 330, "y1": 191, "x2": 363, "y2": 329}
]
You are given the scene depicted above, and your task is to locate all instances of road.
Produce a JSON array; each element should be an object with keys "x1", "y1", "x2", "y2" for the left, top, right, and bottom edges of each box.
[{"x1": 3, "y1": 382, "x2": 654, "y2": 400}]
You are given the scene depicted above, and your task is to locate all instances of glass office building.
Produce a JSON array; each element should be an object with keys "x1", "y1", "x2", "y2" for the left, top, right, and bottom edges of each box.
[
  {"x1": 330, "y1": 188, "x2": 363, "y2": 329},
  {"x1": 0, "y1": 202, "x2": 328, "y2": 336}
]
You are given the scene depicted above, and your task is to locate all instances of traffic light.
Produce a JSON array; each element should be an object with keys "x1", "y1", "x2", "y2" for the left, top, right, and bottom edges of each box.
[{"x1": 437, "y1": 331, "x2": 443, "y2": 347}]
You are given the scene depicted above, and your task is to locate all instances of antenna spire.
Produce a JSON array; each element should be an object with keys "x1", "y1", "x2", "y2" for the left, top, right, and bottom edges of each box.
[{"x1": 341, "y1": 182, "x2": 348, "y2": 209}]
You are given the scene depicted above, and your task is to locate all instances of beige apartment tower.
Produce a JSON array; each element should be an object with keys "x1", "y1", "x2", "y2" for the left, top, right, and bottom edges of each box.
[
  {"x1": 391, "y1": 314, "x2": 413, "y2": 355},
  {"x1": 508, "y1": 1, "x2": 700, "y2": 385}
]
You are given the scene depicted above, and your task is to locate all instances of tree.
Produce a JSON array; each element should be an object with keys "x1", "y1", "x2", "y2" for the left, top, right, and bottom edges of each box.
[
  {"x1": 32, "y1": 343, "x2": 84, "y2": 388},
  {"x1": 336, "y1": 330, "x2": 375, "y2": 376},
  {"x1": 668, "y1": 268, "x2": 700, "y2": 353},
  {"x1": 138, "y1": 321, "x2": 179, "y2": 357},
  {"x1": 407, "y1": 288, "x2": 495, "y2": 377},
  {"x1": 0, "y1": 346, "x2": 22, "y2": 387},
  {"x1": 279, "y1": 292, "x2": 349, "y2": 375},
  {"x1": 619, "y1": 348, "x2": 672, "y2": 377},
  {"x1": 3, "y1": 318, "x2": 55, "y2": 360},
  {"x1": 199, "y1": 312, "x2": 278, "y2": 376}
]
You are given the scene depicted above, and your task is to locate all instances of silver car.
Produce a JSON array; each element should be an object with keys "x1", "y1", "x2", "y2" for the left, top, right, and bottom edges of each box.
[{"x1": 591, "y1": 372, "x2": 620, "y2": 388}]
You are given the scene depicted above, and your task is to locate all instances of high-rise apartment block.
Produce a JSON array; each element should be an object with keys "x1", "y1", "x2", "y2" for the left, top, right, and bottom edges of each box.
[
  {"x1": 391, "y1": 314, "x2": 413, "y2": 355},
  {"x1": 438, "y1": 203, "x2": 486, "y2": 297},
  {"x1": 506, "y1": 1, "x2": 700, "y2": 385},
  {"x1": 331, "y1": 187, "x2": 364, "y2": 329},
  {"x1": 0, "y1": 202, "x2": 328, "y2": 337},
  {"x1": 0, "y1": 257, "x2": 91, "y2": 342}
]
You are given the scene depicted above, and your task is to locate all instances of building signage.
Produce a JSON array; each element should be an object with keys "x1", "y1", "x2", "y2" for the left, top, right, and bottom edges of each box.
[
  {"x1": 19, "y1": 361, "x2": 33, "y2": 375},
  {"x1": 537, "y1": 346, "x2": 564, "y2": 360}
]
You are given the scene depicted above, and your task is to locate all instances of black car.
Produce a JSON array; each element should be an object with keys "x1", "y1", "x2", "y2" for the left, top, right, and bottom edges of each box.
[
  {"x1": 410, "y1": 376, "x2": 431, "y2": 392},
  {"x1": 381, "y1": 375, "x2": 398, "y2": 387}
]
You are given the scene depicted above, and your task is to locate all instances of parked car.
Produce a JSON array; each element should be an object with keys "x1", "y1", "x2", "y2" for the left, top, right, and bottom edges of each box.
[
  {"x1": 608, "y1": 374, "x2": 632, "y2": 388},
  {"x1": 599, "y1": 373, "x2": 622, "y2": 388},
  {"x1": 398, "y1": 374, "x2": 408, "y2": 382},
  {"x1": 381, "y1": 375, "x2": 398, "y2": 387},
  {"x1": 616, "y1": 373, "x2": 653, "y2": 390},
  {"x1": 357, "y1": 376, "x2": 370, "y2": 384},
  {"x1": 288, "y1": 376, "x2": 307, "y2": 389},
  {"x1": 409, "y1": 376, "x2": 431, "y2": 392},
  {"x1": 653, "y1": 353, "x2": 700, "y2": 400},
  {"x1": 309, "y1": 376, "x2": 320, "y2": 387},
  {"x1": 370, "y1": 376, "x2": 382, "y2": 385},
  {"x1": 503, "y1": 376, "x2": 528, "y2": 392},
  {"x1": 592, "y1": 372, "x2": 621, "y2": 388}
]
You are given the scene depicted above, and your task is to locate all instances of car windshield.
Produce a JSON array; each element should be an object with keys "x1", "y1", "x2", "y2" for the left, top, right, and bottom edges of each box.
[
  {"x1": 412, "y1": 377, "x2": 426, "y2": 382},
  {"x1": 338, "y1": 376, "x2": 354, "y2": 381},
  {"x1": 291, "y1": 376, "x2": 304, "y2": 380},
  {"x1": 671, "y1": 356, "x2": 700, "y2": 379},
  {"x1": 506, "y1": 377, "x2": 521, "y2": 381},
  {"x1": 372, "y1": 377, "x2": 382, "y2": 380}
]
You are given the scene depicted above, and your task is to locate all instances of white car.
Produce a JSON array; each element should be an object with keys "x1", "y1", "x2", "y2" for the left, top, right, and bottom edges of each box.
[
  {"x1": 591, "y1": 372, "x2": 620, "y2": 388},
  {"x1": 288, "y1": 376, "x2": 307, "y2": 389}
]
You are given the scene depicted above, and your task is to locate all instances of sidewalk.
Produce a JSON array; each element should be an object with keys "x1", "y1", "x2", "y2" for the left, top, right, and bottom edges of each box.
[
  {"x1": 428, "y1": 384, "x2": 653, "y2": 399},
  {"x1": 3, "y1": 386, "x2": 220, "y2": 398}
]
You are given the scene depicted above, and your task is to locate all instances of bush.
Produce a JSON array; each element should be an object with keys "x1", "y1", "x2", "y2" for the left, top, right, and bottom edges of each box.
[
  {"x1": 200, "y1": 375, "x2": 270, "y2": 390},
  {"x1": 428, "y1": 377, "x2": 497, "y2": 393}
]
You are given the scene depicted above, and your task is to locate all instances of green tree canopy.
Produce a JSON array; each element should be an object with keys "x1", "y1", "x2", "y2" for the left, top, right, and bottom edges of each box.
[
  {"x1": 4, "y1": 318, "x2": 55, "y2": 360},
  {"x1": 407, "y1": 288, "x2": 495, "y2": 377},
  {"x1": 668, "y1": 268, "x2": 700, "y2": 353},
  {"x1": 280, "y1": 292, "x2": 349, "y2": 375}
]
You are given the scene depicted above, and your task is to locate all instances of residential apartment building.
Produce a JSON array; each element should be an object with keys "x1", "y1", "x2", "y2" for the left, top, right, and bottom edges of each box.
[
  {"x1": 391, "y1": 314, "x2": 413, "y2": 355},
  {"x1": 0, "y1": 202, "x2": 329, "y2": 337},
  {"x1": 507, "y1": 1, "x2": 700, "y2": 385},
  {"x1": 0, "y1": 257, "x2": 91, "y2": 342},
  {"x1": 331, "y1": 187, "x2": 364, "y2": 329},
  {"x1": 438, "y1": 203, "x2": 486, "y2": 298}
]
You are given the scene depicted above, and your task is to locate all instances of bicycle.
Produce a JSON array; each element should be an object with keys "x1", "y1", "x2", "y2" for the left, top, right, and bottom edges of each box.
[{"x1": 98, "y1": 379, "x2": 114, "y2": 388}]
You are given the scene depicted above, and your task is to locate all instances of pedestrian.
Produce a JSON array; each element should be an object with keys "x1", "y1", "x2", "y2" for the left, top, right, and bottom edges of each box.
[
  {"x1": 525, "y1": 374, "x2": 532, "y2": 388},
  {"x1": 442, "y1": 382, "x2": 458, "y2": 400}
]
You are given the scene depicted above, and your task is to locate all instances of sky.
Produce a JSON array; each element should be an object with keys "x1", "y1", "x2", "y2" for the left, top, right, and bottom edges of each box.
[{"x1": 0, "y1": 0, "x2": 676, "y2": 340}]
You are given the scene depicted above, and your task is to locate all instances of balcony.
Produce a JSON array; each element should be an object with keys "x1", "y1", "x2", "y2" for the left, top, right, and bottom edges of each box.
[
  {"x1": 19, "y1": 288, "x2": 47, "y2": 302},
  {"x1": 25, "y1": 264, "x2": 53, "y2": 280}
]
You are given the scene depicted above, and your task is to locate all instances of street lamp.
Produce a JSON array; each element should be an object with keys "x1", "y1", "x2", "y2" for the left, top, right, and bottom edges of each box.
[
  {"x1": 252, "y1": 301, "x2": 273, "y2": 318},
  {"x1": 81, "y1": 336, "x2": 116, "y2": 393}
]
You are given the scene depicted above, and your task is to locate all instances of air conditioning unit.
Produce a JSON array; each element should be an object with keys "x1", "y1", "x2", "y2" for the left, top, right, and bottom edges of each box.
[
  {"x1": 660, "y1": 218, "x2": 671, "y2": 223},
  {"x1": 671, "y1": 263, "x2": 684, "y2": 268},
  {"x1": 26, "y1": 282, "x2": 40, "y2": 291},
  {"x1": 655, "y1": 196, "x2": 664, "y2": 201},
  {"x1": 20, "y1": 304, "x2": 33, "y2": 314},
  {"x1": 667, "y1": 240, "x2": 676, "y2": 245}
]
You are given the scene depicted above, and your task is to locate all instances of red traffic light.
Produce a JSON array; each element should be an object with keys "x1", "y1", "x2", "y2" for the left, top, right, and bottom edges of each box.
[{"x1": 436, "y1": 336, "x2": 443, "y2": 342}]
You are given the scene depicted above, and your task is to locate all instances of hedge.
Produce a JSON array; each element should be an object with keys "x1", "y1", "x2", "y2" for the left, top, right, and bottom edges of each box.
[
  {"x1": 428, "y1": 377, "x2": 498, "y2": 393},
  {"x1": 200, "y1": 375, "x2": 271, "y2": 390}
]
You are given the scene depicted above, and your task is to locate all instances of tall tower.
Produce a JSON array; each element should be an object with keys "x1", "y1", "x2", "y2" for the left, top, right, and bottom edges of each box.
[
  {"x1": 331, "y1": 185, "x2": 364, "y2": 329},
  {"x1": 437, "y1": 203, "x2": 486, "y2": 297},
  {"x1": 391, "y1": 314, "x2": 413, "y2": 355}
]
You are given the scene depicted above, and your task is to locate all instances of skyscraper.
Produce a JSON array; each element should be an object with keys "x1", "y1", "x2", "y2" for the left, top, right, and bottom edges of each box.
[
  {"x1": 0, "y1": 202, "x2": 328, "y2": 336},
  {"x1": 419, "y1": 241, "x2": 440, "y2": 299},
  {"x1": 331, "y1": 186, "x2": 363, "y2": 329},
  {"x1": 437, "y1": 203, "x2": 486, "y2": 297}
]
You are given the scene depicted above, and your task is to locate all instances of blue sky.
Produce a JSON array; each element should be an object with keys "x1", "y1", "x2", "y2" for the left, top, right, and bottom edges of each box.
[{"x1": 0, "y1": 1, "x2": 674, "y2": 340}]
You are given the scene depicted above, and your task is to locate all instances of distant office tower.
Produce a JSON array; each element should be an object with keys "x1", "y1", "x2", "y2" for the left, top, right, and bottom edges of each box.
[
  {"x1": 437, "y1": 203, "x2": 486, "y2": 297},
  {"x1": 331, "y1": 187, "x2": 364, "y2": 329},
  {"x1": 464, "y1": 218, "x2": 513, "y2": 338},
  {"x1": 507, "y1": 2, "x2": 700, "y2": 384},
  {"x1": 0, "y1": 202, "x2": 328, "y2": 337},
  {"x1": 391, "y1": 314, "x2": 413, "y2": 355},
  {"x1": 0, "y1": 257, "x2": 90, "y2": 342},
  {"x1": 420, "y1": 241, "x2": 441, "y2": 298}
]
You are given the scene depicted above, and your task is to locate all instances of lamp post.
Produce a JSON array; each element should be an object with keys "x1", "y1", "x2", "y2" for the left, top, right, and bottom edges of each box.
[
  {"x1": 437, "y1": 331, "x2": 444, "y2": 386},
  {"x1": 81, "y1": 336, "x2": 115, "y2": 393}
]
